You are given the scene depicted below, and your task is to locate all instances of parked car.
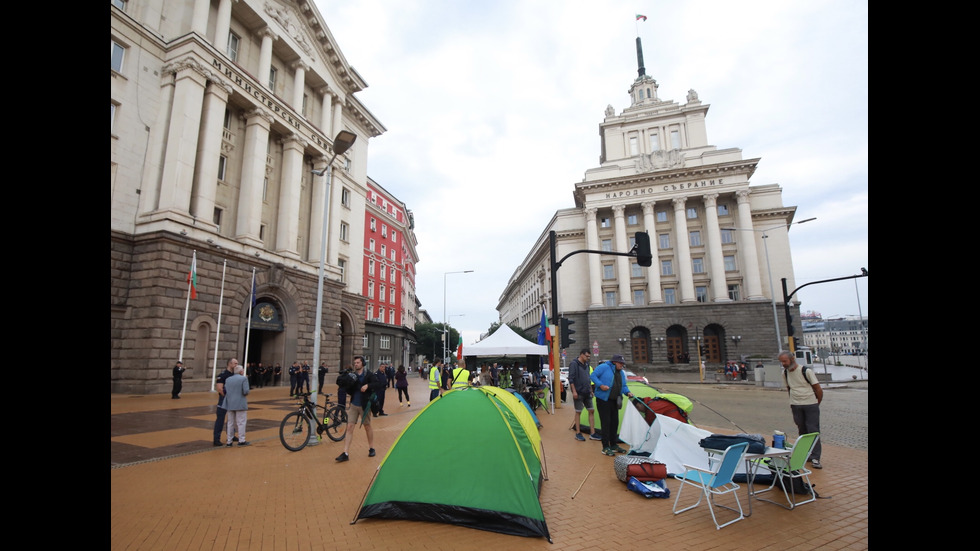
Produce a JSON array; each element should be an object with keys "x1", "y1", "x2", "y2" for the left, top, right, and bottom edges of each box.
[
  {"x1": 559, "y1": 367, "x2": 568, "y2": 390},
  {"x1": 624, "y1": 370, "x2": 648, "y2": 384}
]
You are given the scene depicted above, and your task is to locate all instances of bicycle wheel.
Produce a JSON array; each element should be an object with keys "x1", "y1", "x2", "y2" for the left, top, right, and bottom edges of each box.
[
  {"x1": 279, "y1": 411, "x2": 312, "y2": 451},
  {"x1": 324, "y1": 405, "x2": 348, "y2": 442}
]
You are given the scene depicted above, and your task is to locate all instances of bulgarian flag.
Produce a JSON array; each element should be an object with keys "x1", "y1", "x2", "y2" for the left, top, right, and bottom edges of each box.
[
  {"x1": 187, "y1": 251, "x2": 198, "y2": 299},
  {"x1": 636, "y1": 14, "x2": 647, "y2": 21},
  {"x1": 456, "y1": 334, "x2": 463, "y2": 360}
]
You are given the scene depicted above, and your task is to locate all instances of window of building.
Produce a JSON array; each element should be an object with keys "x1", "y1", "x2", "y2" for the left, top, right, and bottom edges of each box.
[
  {"x1": 380, "y1": 284, "x2": 386, "y2": 302},
  {"x1": 695, "y1": 286, "x2": 708, "y2": 302},
  {"x1": 389, "y1": 308, "x2": 395, "y2": 323},
  {"x1": 600, "y1": 217, "x2": 611, "y2": 228},
  {"x1": 390, "y1": 288, "x2": 396, "y2": 303},
  {"x1": 629, "y1": 136, "x2": 639, "y2": 156},
  {"x1": 391, "y1": 232, "x2": 397, "y2": 243},
  {"x1": 302, "y1": 93, "x2": 309, "y2": 117},
  {"x1": 381, "y1": 244, "x2": 387, "y2": 257},
  {"x1": 213, "y1": 207, "x2": 223, "y2": 231},
  {"x1": 370, "y1": 218, "x2": 376, "y2": 232},
  {"x1": 690, "y1": 231, "x2": 701, "y2": 247},
  {"x1": 381, "y1": 335, "x2": 391, "y2": 349},
  {"x1": 661, "y1": 259, "x2": 673, "y2": 276},
  {"x1": 603, "y1": 264, "x2": 614, "y2": 279},
  {"x1": 367, "y1": 281, "x2": 374, "y2": 299},
  {"x1": 656, "y1": 210, "x2": 668, "y2": 223},
  {"x1": 268, "y1": 66, "x2": 277, "y2": 90},
  {"x1": 601, "y1": 239, "x2": 612, "y2": 252},
  {"x1": 368, "y1": 259, "x2": 375, "y2": 277},
  {"x1": 670, "y1": 128, "x2": 681, "y2": 149},
  {"x1": 728, "y1": 284, "x2": 740, "y2": 301},
  {"x1": 390, "y1": 268, "x2": 396, "y2": 283},
  {"x1": 686, "y1": 207, "x2": 698, "y2": 219},
  {"x1": 259, "y1": 224, "x2": 266, "y2": 242},
  {"x1": 633, "y1": 289, "x2": 646, "y2": 304},
  {"x1": 263, "y1": 177, "x2": 268, "y2": 201},
  {"x1": 717, "y1": 204, "x2": 729, "y2": 216},
  {"x1": 381, "y1": 224, "x2": 387, "y2": 238},
  {"x1": 604, "y1": 291, "x2": 617, "y2": 307},
  {"x1": 344, "y1": 156, "x2": 351, "y2": 173},
  {"x1": 112, "y1": 0, "x2": 127, "y2": 10},
  {"x1": 649, "y1": 132, "x2": 660, "y2": 151},
  {"x1": 338, "y1": 258, "x2": 346, "y2": 283},
  {"x1": 362, "y1": 335, "x2": 369, "y2": 348},
  {"x1": 369, "y1": 238, "x2": 375, "y2": 252},
  {"x1": 340, "y1": 222, "x2": 349, "y2": 242},
  {"x1": 379, "y1": 265, "x2": 385, "y2": 280},
  {"x1": 390, "y1": 249, "x2": 396, "y2": 261},
  {"x1": 627, "y1": 214, "x2": 638, "y2": 225},
  {"x1": 367, "y1": 305, "x2": 374, "y2": 320},
  {"x1": 724, "y1": 255, "x2": 736, "y2": 271},
  {"x1": 217, "y1": 155, "x2": 227, "y2": 181},
  {"x1": 692, "y1": 258, "x2": 705, "y2": 273},
  {"x1": 227, "y1": 32, "x2": 240, "y2": 62},
  {"x1": 111, "y1": 102, "x2": 118, "y2": 133},
  {"x1": 341, "y1": 187, "x2": 351, "y2": 208},
  {"x1": 721, "y1": 229, "x2": 734, "y2": 244},
  {"x1": 658, "y1": 233, "x2": 670, "y2": 249},
  {"x1": 631, "y1": 262, "x2": 643, "y2": 277},
  {"x1": 664, "y1": 288, "x2": 676, "y2": 304},
  {"x1": 223, "y1": 109, "x2": 232, "y2": 130},
  {"x1": 111, "y1": 40, "x2": 126, "y2": 73}
]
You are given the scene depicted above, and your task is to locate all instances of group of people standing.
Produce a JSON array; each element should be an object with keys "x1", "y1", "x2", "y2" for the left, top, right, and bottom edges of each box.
[{"x1": 567, "y1": 349, "x2": 635, "y2": 456}]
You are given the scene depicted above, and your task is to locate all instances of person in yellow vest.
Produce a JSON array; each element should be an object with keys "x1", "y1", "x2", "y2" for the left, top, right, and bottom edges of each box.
[
  {"x1": 428, "y1": 359, "x2": 444, "y2": 401},
  {"x1": 451, "y1": 362, "x2": 471, "y2": 390}
]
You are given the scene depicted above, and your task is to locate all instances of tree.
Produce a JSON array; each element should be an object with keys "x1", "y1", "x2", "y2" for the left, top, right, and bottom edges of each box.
[{"x1": 415, "y1": 322, "x2": 460, "y2": 363}]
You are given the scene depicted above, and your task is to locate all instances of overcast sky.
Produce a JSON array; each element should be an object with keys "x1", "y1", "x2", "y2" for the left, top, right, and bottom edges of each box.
[{"x1": 315, "y1": 0, "x2": 869, "y2": 347}]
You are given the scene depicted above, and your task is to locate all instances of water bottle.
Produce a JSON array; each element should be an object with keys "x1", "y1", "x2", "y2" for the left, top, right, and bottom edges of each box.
[{"x1": 773, "y1": 430, "x2": 785, "y2": 449}]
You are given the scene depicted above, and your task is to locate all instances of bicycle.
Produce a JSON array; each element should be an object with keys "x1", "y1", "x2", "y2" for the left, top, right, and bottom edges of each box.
[{"x1": 279, "y1": 392, "x2": 348, "y2": 451}]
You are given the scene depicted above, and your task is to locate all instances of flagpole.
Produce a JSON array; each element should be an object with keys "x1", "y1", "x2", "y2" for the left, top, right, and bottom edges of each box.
[
  {"x1": 244, "y1": 268, "x2": 255, "y2": 368},
  {"x1": 179, "y1": 250, "x2": 196, "y2": 363},
  {"x1": 211, "y1": 259, "x2": 227, "y2": 392}
]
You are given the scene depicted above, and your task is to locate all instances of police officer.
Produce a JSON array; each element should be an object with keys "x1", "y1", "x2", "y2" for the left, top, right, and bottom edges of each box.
[{"x1": 288, "y1": 361, "x2": 300, "y2": 396}]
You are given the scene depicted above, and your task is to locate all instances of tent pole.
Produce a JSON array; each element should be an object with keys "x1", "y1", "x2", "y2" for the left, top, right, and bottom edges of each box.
[
  {"x1": 350, "y1": 467, "x2": 381, "y2": 525},
  {"x1": 571, "y1": 463, "x2": 596, "y2": 499}
]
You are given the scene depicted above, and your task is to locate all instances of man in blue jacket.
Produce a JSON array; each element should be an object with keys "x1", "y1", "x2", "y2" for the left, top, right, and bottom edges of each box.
[{"x1": 590, "y1": 354, "x2": 634, "y2": 456}]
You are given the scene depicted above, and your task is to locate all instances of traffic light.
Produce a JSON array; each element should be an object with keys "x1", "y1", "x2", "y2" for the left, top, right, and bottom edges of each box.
[
  {"x1": 699, "y1": 344, "x2": 707, "y2": 356},
  {"x1": 634, "y1": 231, "x2": 652, "y2": 267},
  {"x1": 560, "y1": 318, "x2": 576, "y2": 347}
]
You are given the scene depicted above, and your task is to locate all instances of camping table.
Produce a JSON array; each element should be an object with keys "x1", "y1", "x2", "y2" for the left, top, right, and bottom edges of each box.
[{"x1": 704, "y1": 446, "x2": 792, "y2": 517}]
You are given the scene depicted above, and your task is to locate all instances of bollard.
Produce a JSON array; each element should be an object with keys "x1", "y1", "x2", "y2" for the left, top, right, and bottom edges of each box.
[{"x1": 754, "y1": 366, "x2": 765, "y2": 387}]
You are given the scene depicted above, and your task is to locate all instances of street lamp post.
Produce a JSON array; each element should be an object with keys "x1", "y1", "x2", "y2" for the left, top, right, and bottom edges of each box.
[
  {"x1": 723, "y1": 217, "x2": 815, "y2": 355},
  {"x1": 310, "y1": 130, "x2": 357, "y2": 424},
  {"x1": 443, "y1": 270, "x2": 473, "y2": 363}
]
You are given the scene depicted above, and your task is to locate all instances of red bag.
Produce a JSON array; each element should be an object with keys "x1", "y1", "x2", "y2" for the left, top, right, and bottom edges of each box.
[{"x1": 626, "y1": 461, "x2": 667, "y2": 482}]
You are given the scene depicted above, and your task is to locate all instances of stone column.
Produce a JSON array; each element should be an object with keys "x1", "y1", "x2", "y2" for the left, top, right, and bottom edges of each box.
[
  {"x1": 612, "y1": 205, "x2": 632, "y2": 306},
  {"x1": 585, "y1": 208, "x2": 603, "y2": 307},
  {"x1": 190, "y1": 78, "x2": 233, "y2": 227},
  {"x1": 157, "y1": 58, "x2": 208, "y2": 216},
  {"x1": 320, "y1": 89, "x2": 334, "y2": 135},
  {"x1": 326, "y1": 167, "x2": 344, "y2": 267},
  {"x1": 641, "y1": 201, "x2": 663, "y2": 303},
  {"x1": 214, "y1": 0, "x2": 237, "y2": 55},
  {"x1": 307, "y1": 156, "x2": 330, "y2": 263},
  {"x1": 191, "y1": 0, "x2": 210, "y2": 36},
  {"x1": 735, "y1": 190, "x2": 765, "y2": 300},
  {"x1": 235, "y1": 108, "x2": 273, "y2": 247},
  {"x1": 138, "y1": 68, "x2": 176, "y2": 218},
  {"x1": 332, "y1": 97, "x2": 344, "y2": 137},
  {"x1": 257, "y1": 28, "x2": 277, "y2": 88},
  {"x1": 275, "y1": 133, "x2": 306, "y2": 260},
  {"x1": 703, "y1": 193, "x2": 731, "y2": 302},
  {"x1": 292, "y1": 61, "x2": 308, "y2": 117},
  {"x1": 672, "y1": 197, "x2": 696, "y2": 302}
]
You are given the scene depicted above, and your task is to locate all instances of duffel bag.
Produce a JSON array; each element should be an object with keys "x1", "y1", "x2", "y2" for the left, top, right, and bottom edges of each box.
[
  {"x1": 614, "y1": 454, "x2": 666, "y2": 482},
  {"x1": 626, "y1": 461, "x2": 667, "y2": 482}
]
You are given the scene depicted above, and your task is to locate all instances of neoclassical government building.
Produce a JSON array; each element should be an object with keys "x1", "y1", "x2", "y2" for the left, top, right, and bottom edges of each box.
[
  {"x1": 497, "y1": 39, "x2": 805, "y2": 371},
  {"x1": 111, "y1": 0, "x2": 419, "y2": 393}
]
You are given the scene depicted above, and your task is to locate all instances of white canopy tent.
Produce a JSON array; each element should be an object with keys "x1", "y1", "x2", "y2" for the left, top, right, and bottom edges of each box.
[{"x1": 464, "y1": 324, "x2": 548, "y2": 357}]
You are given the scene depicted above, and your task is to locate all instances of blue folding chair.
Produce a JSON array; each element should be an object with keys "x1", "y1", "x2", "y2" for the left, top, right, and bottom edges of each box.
[{"x1": 672, "y1": 441, "x2": 749, "y2": 529}]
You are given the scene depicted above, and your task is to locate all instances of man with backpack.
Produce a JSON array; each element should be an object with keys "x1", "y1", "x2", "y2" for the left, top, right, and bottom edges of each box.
[{"x1": 779, "y1": 351, "x2": 823, "y2": 469}]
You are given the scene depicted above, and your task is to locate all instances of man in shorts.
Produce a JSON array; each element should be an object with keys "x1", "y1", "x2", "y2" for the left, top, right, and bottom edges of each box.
[
  {"x1": 336, "y1": 356, "x2": 381, "y2": 462},
  {"x1": 568, "y1": 349, "x2": 600, "y2": 441}
]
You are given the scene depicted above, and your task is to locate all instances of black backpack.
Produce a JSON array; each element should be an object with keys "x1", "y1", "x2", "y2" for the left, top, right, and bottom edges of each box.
[{"x1": 336, "y1": 369, "x2": 358, "y2": 393}]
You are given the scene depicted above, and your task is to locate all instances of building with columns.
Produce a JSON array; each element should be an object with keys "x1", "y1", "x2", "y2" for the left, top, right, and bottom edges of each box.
[
  {"x1": 111, "y1": 0, "x2": 396, "y2": 393},
  {"x1": 497, "y1": 38, "x2": 805, "y2": 372}
]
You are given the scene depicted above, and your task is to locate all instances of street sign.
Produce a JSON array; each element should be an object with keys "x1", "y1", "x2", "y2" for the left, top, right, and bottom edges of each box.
[{"x1": 592, "y1": 340, "x2": 599, "y2": 356}]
